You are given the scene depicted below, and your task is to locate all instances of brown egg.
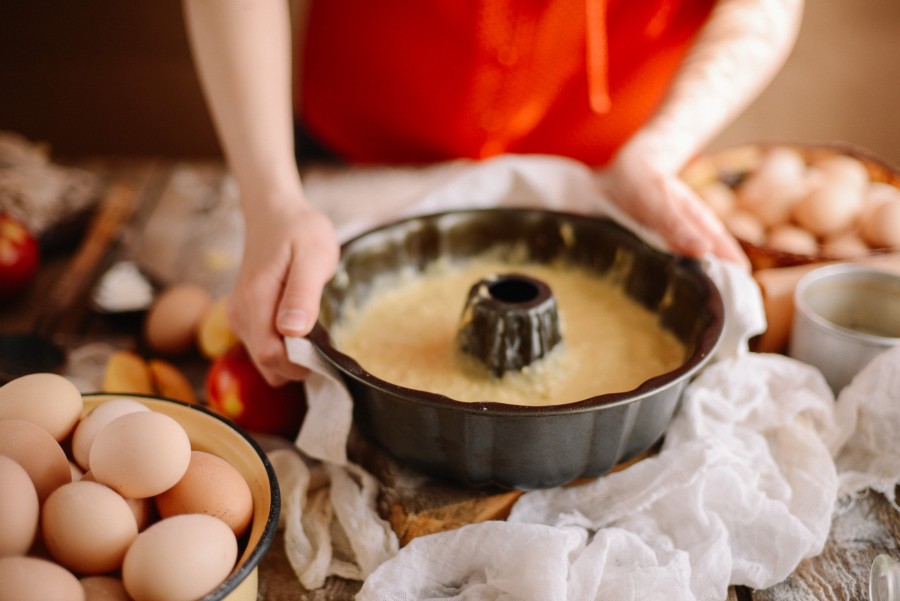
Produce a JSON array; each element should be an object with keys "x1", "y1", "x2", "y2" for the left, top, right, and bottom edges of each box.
[
  {"x1": 766, "y1": 224, "x2": 820, "y2": 256},
  {"x1": 89, "y1": 411, "x2": 191, "y2": 499},
  {"x1": 861, "y1": 198, "x2": 900, "y2": 249},
  {"x1": 737, "y1": 147, "x2": 809, "y2": 226},
  {"x1": 143, "y1": 284, "x2": 213, "y2": 355},
  {"x1": 812, "y1": 154, "x2": 870, "y2": 190},
  {"x1": 80, "y1": 576, "x2": 131, "y2": 601},
  {"x1": 791, "y1": 182, "x2": 864, "y2": 237},
  {"x1": 71, "y1": 397, "x2": 150, "y2": 471},
  {"x1": 821, "y1": 231, "x2": 871, "y2": 259},
  {"x1": 122, "y1": 514, "x2": 238, "y2": 601},
  {"x1": 0, "y1": 373, "x2": 83, "y2": 442},
  {"x1": 857, "y1": 182, "x2": 898, "y2": 228},
  {"x1": 156, "y1": 451, "x2": 254, "y2": 537},
  {"x1": 81, "y1": 471, "x2": 155, "y2": 531},
  {"x1": 42, "y1": 481, "x2": 138, "y2": 574},
  {"x1": 0, "y1": 419, "x2": 71, "y2": 501},
  {"x1": 0, "y1": 456, "x2": 39, "y2": 556},
  {"x1": 722, "y1": 210, "x2": 766, "y2": 245},
  {"x1": 697, "y1": 180, "x2": 737, "y2": 218},
  {"x1": 0, "y1": 556, "x2": 85, "y2": 601}
]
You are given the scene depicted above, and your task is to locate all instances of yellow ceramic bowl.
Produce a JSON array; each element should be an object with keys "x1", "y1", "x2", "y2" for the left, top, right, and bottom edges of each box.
[{"x1": 82, "y1": 394, "x2": 280, "y2": 601}]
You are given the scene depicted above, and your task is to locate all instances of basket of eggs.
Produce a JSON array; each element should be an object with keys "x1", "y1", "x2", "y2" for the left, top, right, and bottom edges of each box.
[
  {"x1": 681, "y1": 142, "x2": 900, "y2": 270},
  {"x1": 682, "y1": 142, "x2": 900, "y2": 353}
]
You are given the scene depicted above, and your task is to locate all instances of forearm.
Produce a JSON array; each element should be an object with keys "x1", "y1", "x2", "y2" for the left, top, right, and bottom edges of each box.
[
  {"x1": 622, "y1": 0, "x2": 804, "y2": 173},
  {"x1": 182, "y1": 0, "x2": 303, "y2": 210}
]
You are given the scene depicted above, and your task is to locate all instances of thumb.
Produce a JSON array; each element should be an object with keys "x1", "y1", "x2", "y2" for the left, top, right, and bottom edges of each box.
[{"x1": 275, "y1": 253, "x2": 335, "y2": 338}]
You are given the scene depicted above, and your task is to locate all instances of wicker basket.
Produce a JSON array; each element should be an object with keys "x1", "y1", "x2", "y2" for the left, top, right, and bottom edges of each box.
[{"x1": 681, "y1": 142, "x2": 900, "y2": 271}]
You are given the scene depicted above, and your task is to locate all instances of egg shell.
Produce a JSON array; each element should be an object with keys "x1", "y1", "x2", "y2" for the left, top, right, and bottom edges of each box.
[
  {"x1": 156, "y1": 450, "x2": 254, "y2": 537},
  {"x1": 89, "y1": 411, "x2": 191, "y2": 499},
  {"x1": 812, "y1": 154, "x2": 870, "y2": 190},
  {"x1": 722, "y1": 210, "x2": 766, "y2": 245},
  {"x1": 71, "y1": 397, "x2": 151, "y2": 471},
  {"x1": 697, "y1": 180, "x2": 737, "y2": 217},
  {"x1": 0, "y1": 556, "x2": 85, "y2": 601},
  {"x1": 792, "y1": 183, "x2": 864, "y2": 237},
  {"x1": 766, "y1": 224, "x2": 820, "y2": 256},
  {"x1": 81, "y1": 470, "x2": 155, "y2": 531},
  {"x1": 0, "y1": 373, "x2": 83, "y2": 441},
  {"x1": 122, "y1": 514, "x2": 238, "y2": 601},
  {"x1": 0, "y1": 419, "x2": 71, "y2": 501},
  {"x1": 0, "y1": 456, "x2": 39, "y2": 556},
  {"x1": 737, "y1": 146, "x2": 809, "y2": 223},
  {"x1": 42, "y1": 481, "x2": 139, "y2": 574},
  {"x1": 864, "y1": 181, "x2": 900, "y2": 205},
  {"x1": 861, "y1": 199, "x2": 900, "y2": 249},
  {"x1": 80, "y1": 576, "x2": 131, "y2": 601},
  {"x1": 143, "y1": 284, "x2": 213, "y2": 356},
  {"x1": 821, "y1": 231, "x2": 871, "y2": 259}
]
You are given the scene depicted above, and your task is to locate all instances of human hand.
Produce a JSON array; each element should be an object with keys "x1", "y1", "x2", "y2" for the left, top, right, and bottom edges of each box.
[
  {"x1": 227, "y1": 200, "x2": 339, "y2": 386},
  {"x1": 598, "y1": 144, "x2": 749, "y2": 270}
]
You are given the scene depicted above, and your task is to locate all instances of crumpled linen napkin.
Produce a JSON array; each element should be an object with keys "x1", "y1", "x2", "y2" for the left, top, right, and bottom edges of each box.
[
  {"x1": 271, "y1": 154, "x2": 899, "y2": 600},
  {"x1": 829, "y1": 344, "x2": 900, "y2": 502}
]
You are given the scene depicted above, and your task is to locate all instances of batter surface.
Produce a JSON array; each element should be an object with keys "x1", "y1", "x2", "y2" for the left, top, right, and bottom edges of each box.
[{"x1": 331, "y1": 259, "x2": 686, "y2": 406}]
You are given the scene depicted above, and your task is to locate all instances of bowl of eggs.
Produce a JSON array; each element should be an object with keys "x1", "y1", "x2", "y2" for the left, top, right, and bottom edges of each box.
[
  {"x1": 0, "y1": 373, "x2": 279, "y2": 601},
  {"x1": 681, "y1": 142, "x2": 900, "y2": 270}
]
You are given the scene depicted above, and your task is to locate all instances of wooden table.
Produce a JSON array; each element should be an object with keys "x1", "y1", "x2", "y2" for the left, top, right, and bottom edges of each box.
[{"x1": 2, "y1": 158, "x2": 897, "y2": 601}]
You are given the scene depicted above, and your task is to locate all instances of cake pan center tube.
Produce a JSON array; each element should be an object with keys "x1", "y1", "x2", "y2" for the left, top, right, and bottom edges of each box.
[{"x1": 455, "y1": 273, "x2": 562, "y2": 376}]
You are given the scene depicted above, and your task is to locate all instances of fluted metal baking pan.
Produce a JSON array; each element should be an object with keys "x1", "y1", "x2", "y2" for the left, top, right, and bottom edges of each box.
[{"x1": 308, "y1": 209, "x2": 724, "y2": 489}]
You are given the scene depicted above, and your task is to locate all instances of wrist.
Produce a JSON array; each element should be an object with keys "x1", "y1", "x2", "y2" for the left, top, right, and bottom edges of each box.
[
  {"x1": 235, "y1": 173, "x2": 310, "y2": 215},
  {"x1": 616, "y1": 129, "x2": 695, "y2": 177}
]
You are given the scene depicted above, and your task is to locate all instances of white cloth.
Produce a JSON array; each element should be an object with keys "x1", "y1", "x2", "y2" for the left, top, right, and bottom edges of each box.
[{"x1": 271, "y1": 155, "x2": 900, "y2": 600}]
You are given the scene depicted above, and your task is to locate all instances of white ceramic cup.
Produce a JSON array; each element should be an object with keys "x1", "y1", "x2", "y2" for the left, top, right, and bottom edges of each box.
[{"x1": 789, "y1": 263, "x2": 900, "y2": 394}]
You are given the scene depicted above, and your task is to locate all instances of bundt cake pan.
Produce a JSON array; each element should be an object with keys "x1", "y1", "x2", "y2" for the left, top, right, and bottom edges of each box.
[{"x1": 308, "y1": 209, "x2": 724, "y2": 489}]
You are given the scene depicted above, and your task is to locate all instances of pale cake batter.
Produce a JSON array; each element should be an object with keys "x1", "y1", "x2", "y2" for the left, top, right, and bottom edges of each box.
[{"x1": 331, "y1": 258, "x2": 687, "y2": 406}]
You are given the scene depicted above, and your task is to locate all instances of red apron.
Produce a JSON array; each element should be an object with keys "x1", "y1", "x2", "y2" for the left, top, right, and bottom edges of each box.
[{"x1": 297, "y1": 0, "x2": 714, "y2": 165}]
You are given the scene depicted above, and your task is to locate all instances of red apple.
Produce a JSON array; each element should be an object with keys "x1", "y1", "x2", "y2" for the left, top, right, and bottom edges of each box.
[
  {"x1": 0, "y1": 213, "x2": 39, "y2": 300},
  {"x1": 205, "y1": 344, "x2": 307, "y2": 439}
]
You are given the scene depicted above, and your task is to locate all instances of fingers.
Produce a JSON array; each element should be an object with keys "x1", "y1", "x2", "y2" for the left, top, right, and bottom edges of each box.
[
  {"x1": 669, "y1": 180, "x2": 750, "y2": 270},
  {"x1": 226, "y1": 279, "x2": 312, "y2": 387},
  {"x1": 600, "y1": 161, "x2": 750, "y2": 270},
  {"x1": 276, "y1": 222, "x2": 339, "y2": 338},
  {"x1": 227, "y1": 208, "x2": 339, "y2": 386}
]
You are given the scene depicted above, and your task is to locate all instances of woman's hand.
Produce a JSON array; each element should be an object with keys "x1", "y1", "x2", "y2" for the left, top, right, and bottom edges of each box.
[
  {"x1": 227, "y1": 200, "x2": 339, "y2": 386},
  {"x1": 599, "y1": 144, "x2": 749, "y2": 269}
]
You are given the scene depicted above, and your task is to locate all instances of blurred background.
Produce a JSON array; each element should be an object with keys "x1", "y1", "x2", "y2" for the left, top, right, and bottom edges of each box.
[{"x1": 1, "y1": 0, "x2": 898, "y2": 165}]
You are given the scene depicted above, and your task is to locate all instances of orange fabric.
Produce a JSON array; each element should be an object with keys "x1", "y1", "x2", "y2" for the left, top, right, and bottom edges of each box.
[{"x1": 296, "y1": 0, "x2": 715, "y2": 166}]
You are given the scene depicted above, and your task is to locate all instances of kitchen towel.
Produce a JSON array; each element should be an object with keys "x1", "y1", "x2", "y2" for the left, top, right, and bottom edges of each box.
[{"x1": 276, "y1": 154, "x2": 895, "y2": 600}]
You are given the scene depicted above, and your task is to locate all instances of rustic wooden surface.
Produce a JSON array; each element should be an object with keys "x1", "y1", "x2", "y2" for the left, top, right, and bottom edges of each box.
[{"x1": 2, "y1": 158, "x2": 898, "y2": 601}]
